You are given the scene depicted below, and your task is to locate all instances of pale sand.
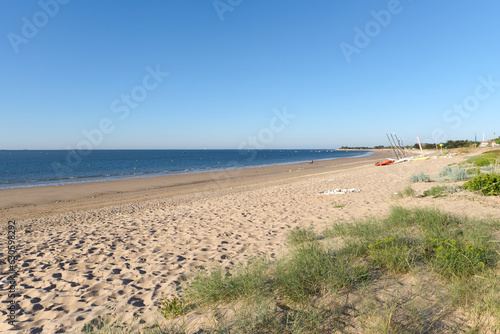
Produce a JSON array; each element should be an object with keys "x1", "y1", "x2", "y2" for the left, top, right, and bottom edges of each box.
[{"x1": 1, "y1": 150, "x2": 499, "y2": 333}]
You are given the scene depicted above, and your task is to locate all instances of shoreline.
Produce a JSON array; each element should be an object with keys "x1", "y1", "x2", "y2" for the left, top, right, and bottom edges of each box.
[
  {"x1": 0, "y1": 150, "x2": 389, "y2": 221},
  {"x1": 0, "y1": 150, "x2": 374, "y2": 191},
  {"x1": 1, "y1": 149, "x2": 499, "y2": 332}
]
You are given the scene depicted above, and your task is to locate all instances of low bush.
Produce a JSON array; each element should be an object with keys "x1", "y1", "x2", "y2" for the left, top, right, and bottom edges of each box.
[
  {"x1": 158, "y1": 296, "x2": 193, "y2": 320},
  {"x1": 425, "y1": 238, "x2": 487, "y2": 278},
  {"x1": 462, "y1": 173, "x2": 500, "y2": 196},
  {"x1": 474, "y1": 158, "x2": 496, "y2": 167},
  {"x1": 438, "y1": 167, "x2": 452, "y2": 178},
  {"x1": 467, "y1": 168, "x2": 481, "y2": 175},
  {"x1": 438, "y1": 166, "x2": 467, "y2": 182},
  {"x1": 423, "y1": 186, "x2": 448, "y2": 198},
  {"x1": 467, "y1": 152, "x2": 500, "y2": 167},
  {"x1": 409, "y1": 172, "x2": 431, "y2": 183}
]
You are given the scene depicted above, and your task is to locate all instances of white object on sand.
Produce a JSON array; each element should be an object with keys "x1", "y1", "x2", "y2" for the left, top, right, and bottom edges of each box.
[{"x1": 319, "y1": 188, "x2": 361, "y2": 195}]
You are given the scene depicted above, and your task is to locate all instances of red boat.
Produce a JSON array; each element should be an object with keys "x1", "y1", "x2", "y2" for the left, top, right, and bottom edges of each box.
[{"x1": 375, "y1": 160, "x2": 395, "y2": 166}]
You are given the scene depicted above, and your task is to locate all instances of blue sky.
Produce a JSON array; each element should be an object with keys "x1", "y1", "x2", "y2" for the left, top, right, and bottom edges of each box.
[{"x1": 1, "y1": 0, "x2": 499, "y2": 149}]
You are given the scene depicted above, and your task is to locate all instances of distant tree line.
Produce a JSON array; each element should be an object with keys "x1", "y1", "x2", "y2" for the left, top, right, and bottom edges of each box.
[
  {"x1": 341, "y1": 138, "x2": 499, "y2": 150},
  {"x1": 340, "y1": 145, "x2": 409, "y2": 150},
  {"x1": 413, "y1": 140, "x2": 474, "y2": 150},
  {"x1": 414, "y1": 143, "x2": 437, "y2": 150}
]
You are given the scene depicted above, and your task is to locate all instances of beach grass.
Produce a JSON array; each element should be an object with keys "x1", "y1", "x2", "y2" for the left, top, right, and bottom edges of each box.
[
  {"x1": 141, "y1": 207, "x2": 500, "y2": 333},
  {"x1": 184, "y1": 258, "x2": 272, "y2": 306},
  {"x1": 286, "y1": 226, "x2": 317, "y2": 246},
  {"x1": 392, "y1": 185, "x2": 416, "y2": 199},
  {"x1": 274, "y1": 240, "x2": 362, "y2": 303},
  {"x1": 466, "y1": 150, "x2": 500, "y2": 167}
]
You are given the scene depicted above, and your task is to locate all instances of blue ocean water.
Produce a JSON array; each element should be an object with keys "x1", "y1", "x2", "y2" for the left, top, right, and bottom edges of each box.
[{"x1": 0, "y1": 149, "x2": 372, "y2": 189}]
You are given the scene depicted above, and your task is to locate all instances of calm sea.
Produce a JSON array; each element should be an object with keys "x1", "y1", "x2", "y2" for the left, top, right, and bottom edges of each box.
[{"x1": 0, "y1": 149, "x2": 372, "y2": 189}]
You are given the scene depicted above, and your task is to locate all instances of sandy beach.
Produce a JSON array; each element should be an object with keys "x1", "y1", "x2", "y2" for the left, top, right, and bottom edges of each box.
[{"x1": 1, "y1": 149, "x2": 499, "y2": 333}]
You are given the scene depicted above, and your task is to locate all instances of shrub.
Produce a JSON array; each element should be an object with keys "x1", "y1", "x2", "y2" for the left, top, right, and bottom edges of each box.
[
  {"x1": 438, "y1": 167, "x2": 452, "y2": 179},
  {"x1": 449, "y1": 167, "x2": 466, "y2": 181},
  {"x1": 467, "y1": 168, "x2": 481, "y2": 175},
  {"x1": 474, "y1": 158, "x2": 496, "y2": 167},
  {"x1": 423, "y1": 186, "x2": 448, "y2": 198},
  {"x1": 409, "y1": 172, "x2": 430, "y2": 183},
  {"x1": 425, "y1": 238, "x2": 487, "y2": 278},
  {"x1": 438, "y1": 166, "x2": 467, "y2": 182},
  {"x1": 462, "y1": 173, "x2": 500, "y2": 196},
  {"x1": 467, "y1": 153, "x2": 499, "y2": 167},
  {"x1": 158, "y1": 296, "x2": 193, "y2": 320}
]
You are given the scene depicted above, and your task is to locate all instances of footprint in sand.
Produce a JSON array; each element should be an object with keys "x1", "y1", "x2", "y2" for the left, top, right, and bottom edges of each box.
[{"x1": 128, "y1": 297, "x2": 145, "y2": 307}]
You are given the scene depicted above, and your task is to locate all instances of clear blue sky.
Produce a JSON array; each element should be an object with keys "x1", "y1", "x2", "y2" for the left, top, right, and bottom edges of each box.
[{"x1": 1, "y1": 0, "x2": 499, "y2": 149}]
